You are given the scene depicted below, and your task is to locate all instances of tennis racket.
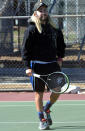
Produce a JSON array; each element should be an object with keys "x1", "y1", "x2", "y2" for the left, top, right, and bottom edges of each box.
[
  {"x1": 33, "y1": 72, "x2": 70, "y2": 94},
  {"x1": 0, "y1": 0, "x2": 8, "y2": 15}
]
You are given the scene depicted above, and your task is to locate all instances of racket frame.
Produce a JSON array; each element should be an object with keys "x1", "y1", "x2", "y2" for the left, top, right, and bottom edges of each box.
[{"x1": 33, "y1": 72, "x2": 70, "y2": 94}]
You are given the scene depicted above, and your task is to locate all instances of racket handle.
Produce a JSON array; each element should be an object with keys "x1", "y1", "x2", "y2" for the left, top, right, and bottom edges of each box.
[{"x1": 33, "y1": 73, "x2": 40, "y2": 78}]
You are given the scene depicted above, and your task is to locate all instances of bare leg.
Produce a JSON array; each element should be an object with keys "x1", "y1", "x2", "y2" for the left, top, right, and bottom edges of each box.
[
  {"x1": 35, "y1": 92, "x2": 44, "y2": 112},
  {"x1": 35, "y1": 93, "x2": 49, "y2": 129},
  {"x1": 50, "y1": 92, "x2": 60, "y2": 104},
  {"x1": 44, "y1": 92, "x2": 60, "y2": 111}
]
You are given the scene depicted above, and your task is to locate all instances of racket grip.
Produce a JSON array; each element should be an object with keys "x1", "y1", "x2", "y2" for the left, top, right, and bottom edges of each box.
[{"x1": 33, "y1": 73, "x2": 40, "y2": 78}]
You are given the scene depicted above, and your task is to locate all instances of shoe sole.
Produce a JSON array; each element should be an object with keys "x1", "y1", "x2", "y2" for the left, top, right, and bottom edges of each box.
[{"x1": 39, "y1": 126, "x2": 49, "y2": 130}]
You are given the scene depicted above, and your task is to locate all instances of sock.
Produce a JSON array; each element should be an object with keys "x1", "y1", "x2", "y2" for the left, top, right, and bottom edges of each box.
[
  {"x1": 44, "y1": 101, "x2": 52, "y2": 112},
  {"x1": 38, "y1": 112, "x2": 44, "y2": 121}
]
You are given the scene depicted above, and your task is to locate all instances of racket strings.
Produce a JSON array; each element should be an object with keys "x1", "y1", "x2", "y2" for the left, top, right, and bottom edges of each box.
[
  {"x1": 47, "y1": 74, "x2": 66, "y2": 87},
  {"x1": 47, "y1": 73, "x2": 68, "y2": 93}
]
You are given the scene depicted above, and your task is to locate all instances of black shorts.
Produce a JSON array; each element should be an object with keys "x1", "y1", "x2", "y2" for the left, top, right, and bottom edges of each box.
[{"x1": 30, "y1": 61, "x2": 61, "y2": 92}]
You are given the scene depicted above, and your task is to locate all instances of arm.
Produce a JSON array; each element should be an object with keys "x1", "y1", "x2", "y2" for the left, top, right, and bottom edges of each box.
[
  {"x1": 56, "y1": 29, "x2": 66, "y2": 67},
  {"x1": 21, "y1": 28, "x2": 33, "y2": 76}
]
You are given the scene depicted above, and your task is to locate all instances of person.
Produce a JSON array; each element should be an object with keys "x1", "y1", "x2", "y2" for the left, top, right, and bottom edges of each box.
[{"x1": 22, "y1": 0, "x2": 66, "y2": 130}]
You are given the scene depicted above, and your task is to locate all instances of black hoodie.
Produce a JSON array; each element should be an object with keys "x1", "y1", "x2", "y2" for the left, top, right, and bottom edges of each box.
[{"x1": 22, "y1": 22, "x2": 66, "y2": 69}]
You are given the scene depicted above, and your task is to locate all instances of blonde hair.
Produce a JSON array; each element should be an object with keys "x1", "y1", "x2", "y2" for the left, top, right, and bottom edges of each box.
[
  {"x1": 29, "y1": 12, "x2": 57, "y2": 33},
  {"x1": 31, "y1": 12, "x2": 42, "y2": 33}
]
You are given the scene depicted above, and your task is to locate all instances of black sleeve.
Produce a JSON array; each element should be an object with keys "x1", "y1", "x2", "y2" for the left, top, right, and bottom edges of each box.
[
  {"x1": 56, "y1": 29, "x2": 66, "y2": 58},
  {"x1": 21, "y1": 27, "x2": 32, "y2": 69}
]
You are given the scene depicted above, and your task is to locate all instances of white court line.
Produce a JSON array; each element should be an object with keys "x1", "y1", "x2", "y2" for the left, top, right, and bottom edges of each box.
[
  {"x1": 0, "y1": 102, "x2": 85, "y2": 107},
  {"x1": 0, "y1": 103, "x2": 85, "y2": 107},
  {"x1": 0, "y1": 100, "x2": 85, "y2": 103},
  {"x1": 0, "y1": 105, "x2": 35, "y2": 107},
  {"x1": 0, "y1": 121, "x2": 85, "y2": 124},
  {"x1": 0, "y1": 104, "x2": 85, "y2": 107},
  {"x1": 54, "y1": 104, "x2": 85, "y2": 106}
]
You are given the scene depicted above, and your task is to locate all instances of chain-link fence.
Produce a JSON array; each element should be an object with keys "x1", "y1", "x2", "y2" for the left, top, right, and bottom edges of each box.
[{"x1": 0, "y1": 0, "x2": 85, "y2": 91}]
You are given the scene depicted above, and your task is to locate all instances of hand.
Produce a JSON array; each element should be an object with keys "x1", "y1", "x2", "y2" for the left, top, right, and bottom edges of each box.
[
  {"x1": 57, "y1": 61, "x2": 62, "y2": 67},
  {"x1": 26, "y1": 69, "x2": 33, "y2": 76},
  {"x1": 57, "y1": 58, "x2": 63, "y2": 67}
]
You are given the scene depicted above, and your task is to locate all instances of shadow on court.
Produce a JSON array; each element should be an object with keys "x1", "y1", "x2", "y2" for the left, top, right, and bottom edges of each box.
[{"x1": 52, "y1": 125, "x2": 85, "y2": 130}]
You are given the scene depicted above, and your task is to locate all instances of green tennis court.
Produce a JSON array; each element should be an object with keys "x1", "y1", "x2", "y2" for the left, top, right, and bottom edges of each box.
[{"x1": 0, "y1": 100, "x2": 85, "y2": 131}]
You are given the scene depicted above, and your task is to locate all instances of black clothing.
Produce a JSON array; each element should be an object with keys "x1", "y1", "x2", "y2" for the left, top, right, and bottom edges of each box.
[
  {"x1": 22, "y1": 22, "x2": 66, "y2": 69},
  {"x1": 32, "y1": 61, "x2": 61, "y2": 92}
]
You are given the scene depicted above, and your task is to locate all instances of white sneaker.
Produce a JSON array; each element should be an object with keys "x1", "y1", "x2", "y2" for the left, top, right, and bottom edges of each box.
[{"x1": 39, "y1": 119, "x2": 49, "y2": 130}]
